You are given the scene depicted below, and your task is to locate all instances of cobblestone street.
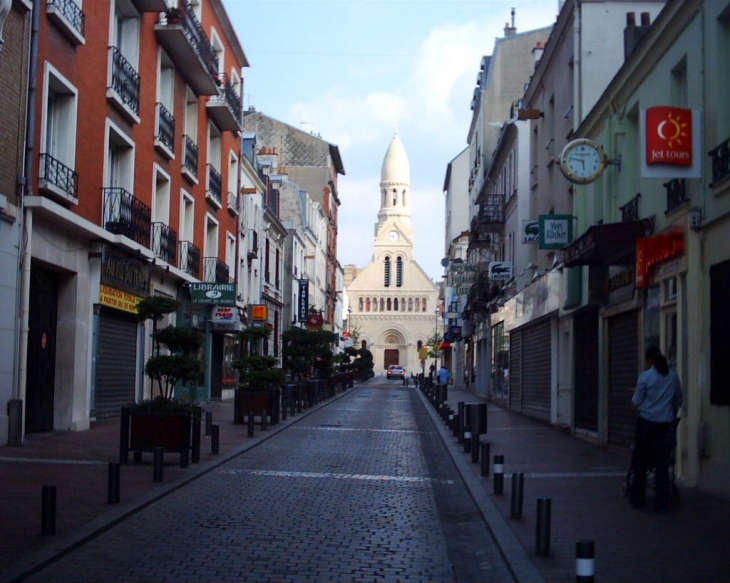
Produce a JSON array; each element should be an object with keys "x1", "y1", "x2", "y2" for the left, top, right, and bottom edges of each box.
[{"x1": 22, "y1": 381, "x2": 512, "y2": 583}]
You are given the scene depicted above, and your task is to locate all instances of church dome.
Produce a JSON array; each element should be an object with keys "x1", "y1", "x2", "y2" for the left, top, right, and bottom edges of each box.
[{"x1": 380, "y1": 132, "x2": 410, "y2": 184}]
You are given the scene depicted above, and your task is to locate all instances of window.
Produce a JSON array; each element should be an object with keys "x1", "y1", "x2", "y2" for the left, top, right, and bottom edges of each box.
[
  {"x1": 366, "y1": 298, "x2": 371, "y2": 312},
  {"x1": 204, "y1": 214, "x2": 219, "y2": 282},
  {"x1": 152, "y1": 167, "x2": 176, "y2": 264},
  {"x1": 408, "y1": 298, "x2": 413, "y2": 312},
  {"x1": 108, "y1": 0, "x2": 140, "y2": 120},
  {"x1": 396, "y1": 256, "x2": 403, "y2": 287},
  {"x1": 422, "y1": 297, "x2": 427, "y2": 312},
  {"x1": 415, "y1": 297, "x2": 420, "y2": 312},
  {"x1": 387, "y1": 298, "x2": 392, "y2": 311},
  {"x1": 394, "y1": 298, "x2": 399, "y2": 311},
  {"x1": 227, "y1": 233, "x2": 236, "y2": 280},
  {"x1": 359, "y1": 297, "x2": 364, "y2": 311},
  {"x1": 40, "y1": 64, "x2": 78, "y2": 202},
  {"x1": 179, "y1": 191, "x2": 195, "y2": 243},
  {"x1": 47, "y1": 0, "x2": 85, "y2": 45},
  {"x1": 183, "y1": 88, "x2": 199, "y2": 182},
  {"x1": 379, "y1": 298, "x2": 384, "y2": 311},
  {"x1": 206, "y1": 121, "x2": 222, "y2": 207},
  {"x1": 155, "y1": 52, "x2": 175, "y2": 155},
  {"x1": 384, "y1": 256, "x2": 391, "y2": 287}
]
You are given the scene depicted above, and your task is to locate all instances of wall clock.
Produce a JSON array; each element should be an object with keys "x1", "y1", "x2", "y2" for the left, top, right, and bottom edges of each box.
[
  {"x1": 559, "y1": 138, "x2": 607, "y2": 184},
  {"x1": 388, "y1": 230, "x2": 399, "y2": 241}
]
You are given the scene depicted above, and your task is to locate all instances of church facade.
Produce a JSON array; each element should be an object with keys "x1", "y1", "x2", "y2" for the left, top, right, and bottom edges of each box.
[{"x1": 345, "y1": 133, "x2": 440, "y2": 375}]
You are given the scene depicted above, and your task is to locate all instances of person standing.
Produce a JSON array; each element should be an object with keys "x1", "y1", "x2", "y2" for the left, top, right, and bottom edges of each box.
[
  {"x1": 629, "y1": 347, "x2": 683, "y2": 513},
  {"x1": 436, "y1": 365, "x2": 451, "y2": 402}
]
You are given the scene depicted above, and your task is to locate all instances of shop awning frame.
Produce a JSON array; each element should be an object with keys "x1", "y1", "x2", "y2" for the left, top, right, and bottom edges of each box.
[{"x1": 563, "y1": 218, "x2": 655, "y2": 267}]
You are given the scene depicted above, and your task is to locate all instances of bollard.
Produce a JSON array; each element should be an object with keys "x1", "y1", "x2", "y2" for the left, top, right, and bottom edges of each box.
[
  {"x1": 261, "y1": 410, "x2": 268, "y2": 430},
  {"x1": 247, "y1": 412, "x2": 255, "y2": 437},
  {"x1": 281, "y1": 396, "x2": 288, "y2": 421},
  {"x1": 41, "y1": 485, "x2": 56, "y2": 535},
  {"x1": 480, "y1": 441, "x2": 491, "y2": 477},
  {"x1": 211, "y1": 424, "x2": 220, "y2": 454},
  {"x1": 205, "y1": 411, "x2": 213, "y2": 436},
  {"x1": 471, "y1": 434, "x2": 480, "y2": 464},
  {"x1": 108, "y1": 462, "x2": 120, "y2": 504},
  {"x1": 576, "y1": 540, "x2": 595, "y2": 583},
  {"x1": 536, "y1": 498, "x2": 551, "y2": 556},
  {"x1": 153, "y1": 447, "x2": 164, "y2": 482},
  {"x1": 494, "y1": 454, "x2": 504, "y2": 494},
  {"x1": 463, "y1": 426, "x2": 472, "y2": 453},
  {"x1": 510, "y1": 472, "x2": 524, "y2": 518},
  {"x1": 457, "y1": 402, "x2": 465, "y2": 442},
  {"x1": 448, "y1": 411, "x2": 455, "y2": 433}
]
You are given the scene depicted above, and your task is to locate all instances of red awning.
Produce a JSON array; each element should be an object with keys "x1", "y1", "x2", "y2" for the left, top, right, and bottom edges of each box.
[{"x1": 563, "y1": 219, "x2": 654, "y2": 267}]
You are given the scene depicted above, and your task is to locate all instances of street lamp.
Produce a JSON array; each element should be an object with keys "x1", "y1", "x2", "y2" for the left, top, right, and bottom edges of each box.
[{"x1": 434, "y1": 307, "x2": 440, "y2": 371}]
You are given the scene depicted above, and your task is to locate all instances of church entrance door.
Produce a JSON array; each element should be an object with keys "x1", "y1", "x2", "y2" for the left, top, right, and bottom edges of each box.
[{"x1": 384, "y1": 349, "x2": 399, "y2": 369}]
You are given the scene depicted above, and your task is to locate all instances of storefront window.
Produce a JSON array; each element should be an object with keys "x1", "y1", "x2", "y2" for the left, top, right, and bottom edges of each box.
[
  {"x1": 222, "y1": 335, "x2": 240, "y2": 389},
  {"x1": 643, "y1": 285, "x2": 661, "y2": 352},
  {"x1": 491, "y1": 322, "x2": 509, "y2": 399}
]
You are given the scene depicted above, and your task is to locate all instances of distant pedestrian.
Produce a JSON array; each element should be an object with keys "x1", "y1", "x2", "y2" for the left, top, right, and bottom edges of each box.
[
  {"x1": 436, "y1": 365, "x2": 451, "y2": 386},
  {"x1": 429, "y1": 363, "x2": 436, "y2": 378},
  {"x1": 629, "y1": 347, "x2": 683, "y2": 513}
]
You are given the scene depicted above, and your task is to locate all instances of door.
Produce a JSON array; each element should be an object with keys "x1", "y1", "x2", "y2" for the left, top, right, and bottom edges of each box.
[
  {"x1": 383, "y1": 349, "x2": 399, "y2": 369},
  {"x1": 607, "y1": 310, "x2": 639, "y2": 445},
  {"x1": 521, "y1": 319, "x2": 552, "y2": 422},
  {"x1": 95, "y1": 307, "x2": 138, "y2": 418},
  {"x1": 26, "y1": 266, "x2": 59, "y2": 432},
  {"x1": 574, "y1": 307, "x2": 599, "y2": 433}
]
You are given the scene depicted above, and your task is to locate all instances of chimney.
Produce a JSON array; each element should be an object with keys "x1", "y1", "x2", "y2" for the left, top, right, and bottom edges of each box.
[
  {"x1": 624, "y1": 11, "x2": 652, "y2": 60},
  {"x1": 533, "y1": 41, "x2": 545, "y2": 69},
  {"x1": 504, "y1": 7, "x2": 516, "y2": 36}
]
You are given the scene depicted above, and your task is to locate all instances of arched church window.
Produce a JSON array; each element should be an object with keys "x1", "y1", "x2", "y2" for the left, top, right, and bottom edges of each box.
[
  {"x1": 394, "y1": 298, "x2": 399, "y2": 311},
  {"x1": 402, "y1": 189, "x2": 407, "y2": 206},
  {"x1": 396, "y1": 256, "x2": 403, "y2": 287},
  {"x1": 415, "y1": 297, "x2": 420, "y2": 311},
  {"x1": 359, "y1": 297, "x2": 363, "y2": 311},
  {"x1": 385, "y1": 334, "x2": 398, "y2": 344},
  {"x1": 382, "y1": 189, "x2": 386, "y2": 206},
  {"x1": 384, "y1": 256, "x2": 391, "y2": 287},
  {"x1": 366, "y1": 297, "x2": 371, "y2": 312},
  {"x1": 380, "y1": 298, "x2": 385, "y2": 311},
  {"x1": 387, "y1": 298, "x2": 392, "y2": 311},
  {"x1": 408, "y1": 298, "x2": 413, "y2": 312},
  {"x1": 392, "y1": 188, "x2": 397, "y2": 205},
  {"x1": 372, "y1": 297, "x2": 377, "y2": 312},
  {"x1": 422, "y1": 297, "x2": 428, "y2": 312},
  {"x1": 401, "y1": 297, "x2": 406, "y2": 310}
]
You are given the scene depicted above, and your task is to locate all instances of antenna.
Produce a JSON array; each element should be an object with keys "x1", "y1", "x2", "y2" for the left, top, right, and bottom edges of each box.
[{"x1": 511, "y1": 7, "x2": 516, "y2": 28}]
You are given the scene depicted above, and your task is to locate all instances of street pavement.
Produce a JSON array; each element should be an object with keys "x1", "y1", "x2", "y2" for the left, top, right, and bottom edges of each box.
[{"x1": 0, "y1": 375, "x2": 729, "y2": 582}]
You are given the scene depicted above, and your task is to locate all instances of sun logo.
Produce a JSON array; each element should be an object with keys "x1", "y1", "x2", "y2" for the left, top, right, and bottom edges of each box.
[{"x1": 657, "y1": 111, "x2": 689, "y2": 149}]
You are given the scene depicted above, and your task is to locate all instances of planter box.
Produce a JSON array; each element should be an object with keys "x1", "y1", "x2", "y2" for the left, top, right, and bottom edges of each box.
[
  {"x1": 234, "y1": 387, "x2": 281, "y2": 425},
  {"x1": 119, "y1": 407, "x2": 201, "y2": 468}
]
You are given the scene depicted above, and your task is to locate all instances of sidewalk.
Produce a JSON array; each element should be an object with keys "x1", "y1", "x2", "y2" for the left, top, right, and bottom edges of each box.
[{"x1": 428, "y1": 385, "x2": 730, "y2": 583}]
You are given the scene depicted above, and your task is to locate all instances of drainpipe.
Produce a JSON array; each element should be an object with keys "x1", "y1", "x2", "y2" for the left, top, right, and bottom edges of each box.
[{"x1": 11, "y1": 0, "x2": 40, "y2": 445}]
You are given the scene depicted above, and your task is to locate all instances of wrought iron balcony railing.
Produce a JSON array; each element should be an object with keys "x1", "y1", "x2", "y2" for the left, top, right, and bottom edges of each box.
[
  {"x1": 156, "y1": 103, "x2": 175, "y2": 152},
  {"x1": 227, "y1": 190, "x2": 238, "y2": 215},
  {"x1": 109, "y1": 46, "x2": 140, "y2": 116},
  {"x1": 207, "y1": 72, "x2": 242, "y2": 130},
  {"x1": 179, "y1": 240, "x2": 200, "y2": 279},
  {"x1": 181, "y1": 2, "x2": 219, "y2": 81},
  {"x1": 620, "y1": 193, "x2": 641, "y2": 222},
  {"x1": 476, "y1": 195, "x2": 505, "y2": 224},
  {"x1": 152, "y1": 221, "x2": 178, "y2": 266},
  {"x1": 102, "y1": 187, "x2": 151, "y2": 248},
  {"x1": 204, "y1": 256, "x2": 229, "y2": 283},
  {"x1": 47, "y1": 0, "x2": 85, "y2": 38},
  {"x1": 206, "y1": 164, "x2": 222, "y2": 205},
  {"x1": 39, "y1": 153, "x2": 79, "y2": 200},
  {"x1": 664, "y1": 179, "x2": 688, "y2": 214},
  {"x1": 709, "y1": 136, "x2": 730, "y2": 186},
  {"x1": 183, "y1": 135, "x2": 198, "y2": 180}
]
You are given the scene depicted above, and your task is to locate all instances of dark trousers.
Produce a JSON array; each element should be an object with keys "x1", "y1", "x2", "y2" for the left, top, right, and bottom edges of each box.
[{"x1": 630, "y1": 416, "x2": 674, "y2": 510}]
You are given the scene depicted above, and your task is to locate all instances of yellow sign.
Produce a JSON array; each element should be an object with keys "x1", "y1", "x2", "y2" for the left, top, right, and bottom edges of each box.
[
  {"x1": 251, "y1": 304, "x2": 268, "y2": 321},
  {"x1": 418, "y1": 347, "x2": 429, "y2": 360},
  {"x1": 99, "y1": 285, "x2": 143, "y2": 314}
]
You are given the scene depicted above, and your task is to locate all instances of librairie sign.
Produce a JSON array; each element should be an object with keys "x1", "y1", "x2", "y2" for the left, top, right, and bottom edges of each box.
[{"x1": 189, "y1": 282, "x2": 236, "y2": 304}]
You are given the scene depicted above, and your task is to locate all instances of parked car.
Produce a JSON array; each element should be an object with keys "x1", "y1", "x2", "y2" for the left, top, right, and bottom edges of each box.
[{"x1": 386, "y1": 365, "x2": 406, "y2": 380}]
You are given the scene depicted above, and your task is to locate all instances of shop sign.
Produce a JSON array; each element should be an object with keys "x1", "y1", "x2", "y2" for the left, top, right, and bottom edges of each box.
[
  {"x1": 641, "y1": 107, "x2": 701, "y2": 179},
  {"x1": 101, "y1": 247, "x2": 149, "y2": 296},
  {"x1": 189, "y1": 282, "x2": 236, "y2": 304},
  {"x1": 212, "y1": 306, "x2": 239, "y2": 324},
  {"x1": 488, "y1": 261, "x2": 512, "y2": 281},
  {"x1": 539, "y1": 215, "x2": 573, "y2": 249},
  {"x1": 635, "y1": 231, "x2": 684, "y2": 288},
  {"x1": 99, "y1": 284, "x2": 143, "y2": 314},
  {"x1": 447, "y1": 261, "x2": 478, "y2": 295},
  {"x1": 298, "y1": 279, "x2": 309, "y2": 322},
  {"x1": 522, "y1": 219, "x2": 540, "y2": 244},
  {"x1": 251, "y1": 304, "x2": 267, "y2": 321}
]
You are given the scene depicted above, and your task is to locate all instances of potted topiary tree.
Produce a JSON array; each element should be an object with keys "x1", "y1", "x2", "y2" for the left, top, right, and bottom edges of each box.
[
  {"x1": 232, "y1": 325, "x2": 285, "y2": 426},
  {"x1": 282, "y1": 325, "x2": 339, "y2": 404},
  {"x1": 120, "y1": 296, "x2": 203, "y2": 468}
]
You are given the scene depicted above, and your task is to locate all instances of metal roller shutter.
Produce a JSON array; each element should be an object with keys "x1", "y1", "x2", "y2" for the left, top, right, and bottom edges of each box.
[
  {"x1": 95, "y1": 307, "x2": 139, "y2": 418},
  {"x1": 509, "y1": 330, "x2": 522, "y2": 412},
  {"x1": 521, "y1": 320, "x2": 552, "y2": 422},
  {"x1": 574, "y1": 308, "x2": 599, "y2": 433},
  {"x1": 607, "y1": 311, "x2": 639, "y2": 445}
]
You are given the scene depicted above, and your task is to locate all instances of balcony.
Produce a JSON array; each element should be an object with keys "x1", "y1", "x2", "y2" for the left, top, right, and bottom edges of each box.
[
  {"x1": 227, "y1": 190, "x2": 238, "y2": 215},
  {"x1": 204, "y1": 256, "x2": 229, "y2": 283},
  {"x1": 47, "y1": 0, "x2": 85, "y2": 45},
  {"x1": 620, "y1": 194, "x2": 641, "y2": 223},
  {"x1": 206, "y1": 73, "x2": 242, "y2": 131},
  {"x1": 154, "y1": 3, "x2": 219, "y2": 96},
  {"x1": 247, "y1": 230, "x2": 258, "y2": 258},
  {"x1": 664, "y1": 179, "x2": 689, "y2": 214},
  {"x1": 152, "y1": 222, "x2": 178, "y2": 266},
  {"x1": 709, "y1": 136, "x2": 730, "y2": 186},
  {"x1": 107, "y1": 47, "x2": 141, "y2": 122},
  {"x1": 102, "y1": 187, "x2": 151, "y2": 248},
  {"x1": 206, "y1": 164, "x2": 222, "y2": 207},
  {"x1": 182, "y1": 135, "x2": 199, "y2": 183},
  {"x1": 39, "y1": 153, "x2": 79, "y2": 204},
  {"x1": 179, "y1": 240, "x2": 200, "y2": 279},
  {"x1": 131, "y1": 0, "x2": 168, "y2": 11},
  {"x1": 155, "y1": 103, "x2": 175, "y2": 158}
]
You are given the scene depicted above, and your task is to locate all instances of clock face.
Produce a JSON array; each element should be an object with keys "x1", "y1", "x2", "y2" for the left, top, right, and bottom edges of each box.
[
  {"x1": 559, "y1": 139, "x2": 607, "y2": 184},
  {"x1": 388, "y1": 230, "x2": 399, "y2": 241}
]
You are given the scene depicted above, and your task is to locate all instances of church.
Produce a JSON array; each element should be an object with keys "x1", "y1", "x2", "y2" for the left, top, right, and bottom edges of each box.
[{"x1": 344, "y1": 133, "x2": 440, "y2": 375}]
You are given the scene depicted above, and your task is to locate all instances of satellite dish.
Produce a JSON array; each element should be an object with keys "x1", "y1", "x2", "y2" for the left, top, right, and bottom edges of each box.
[{"x1": 440, "y1": 257, "x2": 449, "y2": 267}]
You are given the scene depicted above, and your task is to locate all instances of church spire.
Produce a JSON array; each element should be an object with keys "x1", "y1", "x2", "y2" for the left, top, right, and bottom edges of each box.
[{"x1": 378, "y1": 132, "x2": 411, "y2": 224}]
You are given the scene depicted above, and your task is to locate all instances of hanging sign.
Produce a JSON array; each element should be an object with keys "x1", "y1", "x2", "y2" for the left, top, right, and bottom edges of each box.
[
  {"x1": 189, "y1": 282, "x2": 236, "y2": 305},
  {"x1": 641, "y1": 107, "x2": 702, "y2": 178},
  {"x1": 488, "y1": 261, "x2": 513, "y2": 280},
  {"x1": 251, "y1": 304, "x2": 268, "y2": 321},
  {"x1": 539, "y1": 215, "x2": 573, "y2": 249},
  {"x1": 298, "y1": 279, "x2": 309, "y2": 322},
  {"x1": 522, "y1": 220, "x2": 540, "y2": 244}
]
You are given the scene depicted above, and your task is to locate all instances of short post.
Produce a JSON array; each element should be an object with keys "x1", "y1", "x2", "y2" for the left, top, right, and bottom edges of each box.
[
  {"x1": 205, "y1": 411, "x2": 213, "y2": 436},
  {"x1": 153, "y1": 447, "x2": 164, "y2": 482},
  {"x1": 471, "y1": 434, "x2": 480, "y2": 464},
  {"x1": 41, "y1": 485, "x2": 56, "y2": 535},
  {"x1": 247, "y1": 411, "x2": 255, "y2": 437},
  {"x1": 108, "y1": 462, "x2": 121, "y2": 504},
  {"x1": 510, "y1": 472, "x2": 524, "y2": 518},
  {"x1": 457, "y1": 402, "x2": 465, "y2": 442},
  {"x1": 536, "y1": 498, "x2": 551, "y2": 556},
  {"x1": 448, "y1": 410, "x2": 455, "y2": 432},
  {"x1": 494, "y1": 454, "x2": 504, "y2": 494},
  {"x1": 576, "y1": 540, "x2": 595, "y2": 583},
  {"x1": 211, "y1": 424, "x2": 220, "y2": 454},
  {"x1": 480, "y1": 441, "x2": 491, "y2": 477},
  {"x1": 261, "y1": 409, "x2": 268, "y2": 430},
  {"x1": 281, "y1": 394, "x2": 288, "y2": 421},
  {"x1": 463, "y1": 426, "x2": 472, "y2": 453}
]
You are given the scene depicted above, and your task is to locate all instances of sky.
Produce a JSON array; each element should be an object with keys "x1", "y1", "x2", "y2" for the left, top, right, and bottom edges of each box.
[{"x1": 223, "y1": 0, "x2": 560, "y2": 281}]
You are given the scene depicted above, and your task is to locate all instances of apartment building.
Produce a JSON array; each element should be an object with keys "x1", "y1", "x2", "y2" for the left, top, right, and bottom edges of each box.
[{"x1": 17, "y1": 0, "x2": 247, "y2": 438}]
